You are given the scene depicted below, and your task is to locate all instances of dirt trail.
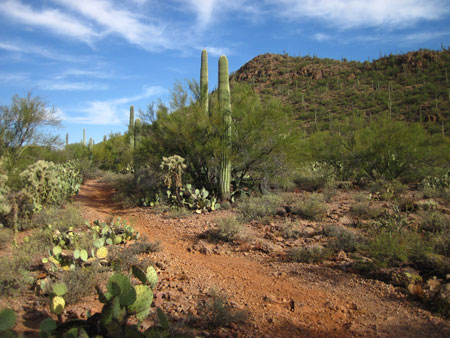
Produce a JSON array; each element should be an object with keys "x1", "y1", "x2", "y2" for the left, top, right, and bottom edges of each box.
[{"x1": 76, "y1": 180, "x2": 450, "y2": 337}]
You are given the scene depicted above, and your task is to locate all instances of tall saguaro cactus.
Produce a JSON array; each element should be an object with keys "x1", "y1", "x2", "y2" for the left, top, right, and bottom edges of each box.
[
  {"x1": 134, "y1": 118, "x2": 142, "y2": 151},
  {"x1": 65, "y1": 133, "x2": 69, "y2": 146},
  {"x1": 129, "y1": 105, "x2": 135, "y2": 148},
  {"x1": 83, "y1": 129, "x2": 86, "y2": 146},
  {"x1": 200, "y1": 49, "x2": 208, "y2": 113},
  {"x1": 88, "y1": 138, "x2": 93, "y2": 160},
  {"x1": 219, "y1": 55, "x2": 232, "y2": 201}
]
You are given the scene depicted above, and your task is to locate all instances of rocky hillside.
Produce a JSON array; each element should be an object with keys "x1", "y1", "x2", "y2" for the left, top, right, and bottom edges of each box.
[{"x1": 231, "y1": 49, "x2": 450, "y2": 133}]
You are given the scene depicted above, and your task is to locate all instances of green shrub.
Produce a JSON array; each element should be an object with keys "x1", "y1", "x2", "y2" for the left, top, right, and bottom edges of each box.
[
  {"x1": 349, "y1": 202, "x2": 383, "y2": 219},
  {"x1": 31, "y1": 205, "x2": 85, "y2": 230},
  {"x1": 293, "y1": 163, "x2": 334, "y2": 191},
  {"x1": 237, "y1": 194, "x2": 283, "y2": 222},
  {"x1": 289, "y1": 245, "x2": 332, "y2": 263},
  {"x1": 420, "y1": 211, "x2": 450, "y2": 233},
  {"x1": 59, "y1": 267, "x2": 103, "y2": 304},
  {"x1": 293, "y1": 193, "x2": 328, "y2": 221},
  {"x1": 361, "y1": 230, "x2": 409, "y2": 268},
  {"x1": 198, "y1": 289, "x2": 249, "y2": 328},
  {"x1": 210, "y1": 216, "x2": 243, "y2": 242},
  {"x1": 0, "y1": 254, "x2": 33, "y2": 296},
  {"x1": 323, "y1": 225, "x2": 359, "y2": 252}
]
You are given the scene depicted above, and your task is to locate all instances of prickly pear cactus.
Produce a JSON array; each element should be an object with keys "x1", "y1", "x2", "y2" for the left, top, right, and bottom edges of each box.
[
  {"x1": 146, "y1": 266, "x2": 158, "y2": 289},
  {"x1": 128, "y1": 285, "x2": 153, "y2": 321}
]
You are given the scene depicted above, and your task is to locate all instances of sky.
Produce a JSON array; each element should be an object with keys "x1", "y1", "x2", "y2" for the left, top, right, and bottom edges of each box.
[{"x1": 1, "y1": 0, "x2": 450, "y2": 145}]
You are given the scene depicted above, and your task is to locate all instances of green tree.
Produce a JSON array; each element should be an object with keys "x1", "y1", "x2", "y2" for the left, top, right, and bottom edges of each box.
[{"x1": 0, "y1": 92, "x2": 60, "y2": 168}]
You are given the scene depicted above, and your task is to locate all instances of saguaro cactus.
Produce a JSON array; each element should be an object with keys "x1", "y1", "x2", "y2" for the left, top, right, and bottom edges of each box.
[
  {"x1": 200, "y1": 49, "x2": 208, "y2": 113},
  {"x1": 83, "y1": 128, "x2": 86, "y2": 146},
  {"x1": 134, "y1": 118, "x2": 142, "y2": 151},
  {"x1": 219, "y1": 55, "x2": 232, "y2": 201},
  {"x1": 65, "y1": 133, "x2": 68, "y2": 146},
  {"x1": 88, "y1": 138, "x2": 93, "y2": 160},
  {"x1": 129, "y1": 105, "x2": 135, "y2": 148}
]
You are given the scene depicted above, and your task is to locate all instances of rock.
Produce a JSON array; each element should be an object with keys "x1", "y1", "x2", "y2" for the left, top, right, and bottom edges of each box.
[
  {"x1": 276, "y1": 207, "x2": 287, "y2": 217},
  {"x1": 373, "y1": 267, "x2": 422, "y2": 288},
  {"x1": 301, "y1": 227, "x2": 316, "y2": 237},
  {"x1": 339, "y1": 215, "x2": 353, "y2": 226},
  {"x1": 336, "y1": 250, "x2": 348, "y2": 261},
  {"x1": 426, "y1": 277, "x2": 442, "y2": 293}
]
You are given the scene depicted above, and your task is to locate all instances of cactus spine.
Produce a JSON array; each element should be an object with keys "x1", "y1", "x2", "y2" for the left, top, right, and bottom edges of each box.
[
  {"x1": 200, "y1": 49, "x2": 208, "y2": 113},
  {"x1": 83, "y1": 128, "x2": 86, "y2": 146},
  {"x1": 129, "y1": 105, "x2": 135, "y2": 148},
  {"x1": 219, "y1": 55, "x2": 232, "y2": 201}
]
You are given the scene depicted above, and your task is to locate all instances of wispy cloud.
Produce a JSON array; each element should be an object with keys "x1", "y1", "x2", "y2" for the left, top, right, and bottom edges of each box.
[
  {"x1": 52, "y1": 0, "x2": 170, "y2": 50},
  {"x1": 0, "y1": 0, "x2": 98, "y2": 43},
  {"x1": 201, "y1": 46, "x2": 231, "y2": 57},
  {"x1": 37, "y1": 81, "x2": 109, "y2": 91},
  {"x1": 0, "y1": 72, "x2": 29, "y2": 84},
  {"x1": 61, "y1": 86, "x2": 167, "y2": 125},
  {"x1": 53, "y1": 69, "x2": 113, "y2": 80},
  {"x1": 178, "y1": 0, "x2": 262, "y2": 28},
  {"x1": 270, "y1": 0, "x2": 449, "y2": 29},
  {"x1": 0, "y1": 40, "x2": 84, "y2": 62}
]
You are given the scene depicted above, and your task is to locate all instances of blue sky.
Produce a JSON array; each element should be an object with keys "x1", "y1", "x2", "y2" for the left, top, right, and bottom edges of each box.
[{"x1": 1, "y1": 0, "x2": 450, "y2": 144}]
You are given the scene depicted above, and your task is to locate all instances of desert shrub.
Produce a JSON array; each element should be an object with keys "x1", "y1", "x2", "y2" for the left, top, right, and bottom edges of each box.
[
  {"x1": 421, "y1": 171, "x2": 450, "y2": 201},
  {"x1": 292, "y1": 193, "x2": 327, "y2": 221},
  {"x1": 58, "y1": 267, "x2": 103, "y2": 304},
  {"x1": 31, "y1": 205, "x2": 85, "y2": 230},
  {"x1": 125, "y1": 238, "x2": 162, "y2": 255},
  {"x1": 163, "y1": 207, "x2": 191, "y2": 219},
  {"x1": 420, "y1": 210, "x2": 450, "y2": 233},
  {"x1": 0, "y1": 254, "x2": 33, "y2": 296},
  {"x1": 431, "y1": 232, "x2": 450, "y2": 257},
  {"x1": 289, "y1": 245, "x2": 332, "y2": 263},
  {"x1": 369, "y1": 179, "x2": 407, "y2": 201},
  {"x1": 293, "y1": 162, "x2": 335, "y2": 192},
  {"x1": 198, "y1": 289, "x2": 249, "y2": 328},
  {"x1": 210, "y1": 216, "x2": 243, "y2": 242},
  {"x1": 361, "y1": 230, "x2": 410, "y2": 268},
  {"x1": 349, "y1": 201, "x2": 384, "y2": 219},
  {"x1": 279, "y1": 219, "x2": 300, "y2": 239},
  {"x1": 237, "y1": 194, "x2": 283, "y2": 222},
  {"x1": 323, "y1": 225, "x2": 359, "y2": 252}
]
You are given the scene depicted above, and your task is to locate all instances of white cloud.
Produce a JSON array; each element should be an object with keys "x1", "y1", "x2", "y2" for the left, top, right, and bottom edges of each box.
[
  {"x1": 270, "y1": 0, "x2": 449, "y2": 29},
  {"x1": 37, "y1": 81, "x2": 109, "y2": 91},
  {"x1": 0, "y1": 0, "x2": 98, "y2": 43},
  {"x1": 54, "y1": 69, "x2": 113, "y2": 80},
  {"x1": 0, "y1": 40, "x2": 83, "y2": 62},
  {"x1": 202, "y1": 46, "x2": 231, "y2": 57},
  {"x1": 52, "y1": 0, "x2": 170, "y2": 50},
  {"x1": 0, "y1": 72, "x2": 29, "y2": 84},
  {"x1": 179, "y1": 0, "x2": 261, "y2": 28},
  {"x1": 313, "y1": 33, "x2": 332, "y2": 42},
  {"x1": 62, "y1": 86, "x2": 167, "y2": 125}
]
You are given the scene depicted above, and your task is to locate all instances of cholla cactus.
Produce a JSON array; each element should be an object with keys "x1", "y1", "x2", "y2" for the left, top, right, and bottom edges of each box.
[
  {"x1": 0, "y1": 158, "x2": 11, "y2": 222},
  {"x1": 160, "y1": 155, "x2": 186, "y2": 190}
]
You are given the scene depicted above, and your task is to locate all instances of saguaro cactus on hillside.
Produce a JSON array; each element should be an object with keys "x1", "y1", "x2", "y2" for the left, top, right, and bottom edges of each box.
[
  {"x1": 219, "y1": 55, "x2": 232, "y2": 201},
  {"x1": 65, "y1": 133, "x2": 68, "y2": 146},
  {"x1": 129, "y1": 105, "x2": 135, "y2": 148},
  {"x1": 83, "y1": 129, "x2": 86, "y2": 146},
  {"x1": 200, "y1": 49, "x2": 208, "y2": 113}
]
